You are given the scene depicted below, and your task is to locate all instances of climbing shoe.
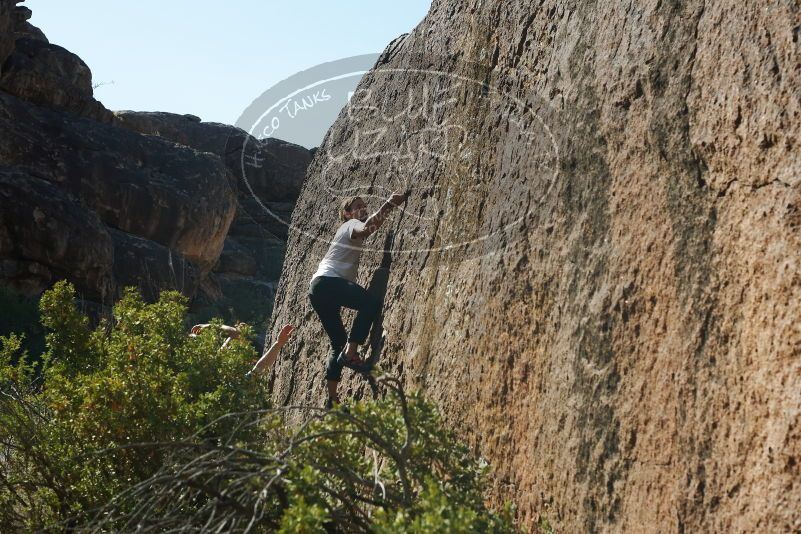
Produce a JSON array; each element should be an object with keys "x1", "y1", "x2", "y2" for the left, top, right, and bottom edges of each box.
[{"x1": 336, "y1": 350, "x2": 373, "y2": 374}]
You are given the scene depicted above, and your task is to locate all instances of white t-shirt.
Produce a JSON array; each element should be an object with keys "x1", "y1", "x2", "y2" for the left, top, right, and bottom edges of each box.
[{"x1": 311, "y1": 219, "x2": 367, "y2": 282}]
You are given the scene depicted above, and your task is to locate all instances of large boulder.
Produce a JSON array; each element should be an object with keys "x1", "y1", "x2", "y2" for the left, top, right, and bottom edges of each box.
[
  {"x1": 0, "y1": 2, "x2": 312, "y2": 323},
  {"x1": 110, "y1": 228, "x2": 200, "y2": 302},
  {"x1": 214, "y1": 273, "x2": 277, "y2": 324},
  {"x1": 15, "y1": 20, "x2": 47, "y2": 43},
  {"x1": 213, "y1": 237, "x2": 257, "y2": 277},
  {"x1": 11, "y1": 3, "x2": 47, "y2": 42},
  {"x1": 113, "y1": 111, "x2": 241, "y2": 154},
  {"x1": 267, "y1": 0, "x2": 801, "y2": 532},
  {"x1": 113, "y1": 110, "x2": 313, "y2": 322},
  {"x1": 256, "y1": 137, "x2": 313, "y2": 204},
  {"x1": 1, "y1": 3, "x2": 108, "y2": 121},
  {"x1": 232, "y1": 199, "x2": 295, "y2": 241},
  {"x1": 0, "y1": 91, "x2": 237, "y2": 272},
  {"x1": 114, "y1": 111, "x2": 312, "y2": 202},
  {"x1": 0, "y1": 2, "x2": 108, "y2": 121},
  {"x1": 0, "y1": 166, "x2": 114, "y2": 301},
  {"x1": 0, "y1": 0, "x2": 15, "y2": 66},
  {"x1": 0, "y1": 37, "x2": 114, "y2": 122}
]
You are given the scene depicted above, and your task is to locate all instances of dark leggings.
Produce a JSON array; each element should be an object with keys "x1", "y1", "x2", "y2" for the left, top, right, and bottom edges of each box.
[{"x1": 308, "y1": 276, "x2": 380, "y2": 381}]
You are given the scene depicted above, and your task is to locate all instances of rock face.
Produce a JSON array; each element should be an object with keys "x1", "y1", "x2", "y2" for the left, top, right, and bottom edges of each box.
[
  {"x1": 0, "y1": 2, "x2": 13, "y2": 64},
  {"x1": 1, "y1": 2, "x2": 111, "y2": 122},
  {"x1": 0, "y1": 1, "x2": 310, "y2": 318},
  {"x1": 114, "y1": 112, "x2": 310, "y2": 203},
  {"x1": 114, "y1": 111, "x2": 312, "y2": 322},
  {"x1": 1, "y1": 37, "x2": 114, "y2": 123},
  {"x1": 0, "y1": 92, "x2": 236, "y2": 268},
  {"x1": 268, "y1": 0, "x2": 801, "y2": 532},
  {"x1": 0, "y1": 88, "x2": 236, "y2": 302},
  {"x1": 0, "y1": 0, "x2": 235, "y2": 304},
  {"x1": 12, "y1": 5, "x2": 47, "y2": 43},
  {"x1": 0, "y1": 165, "x2": 115, "y2": 300}
]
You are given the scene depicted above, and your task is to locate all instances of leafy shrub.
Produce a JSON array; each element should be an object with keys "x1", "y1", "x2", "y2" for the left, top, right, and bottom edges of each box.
[
  {"x1": 0, "y1": 281, "x2": 265, "y2": 530},
  {"x1": 92, "y1": 376, "x2": 517, "y2": 533},
  {"x1": 0, "y1": 281, "x2": 517, "y2": 533}
]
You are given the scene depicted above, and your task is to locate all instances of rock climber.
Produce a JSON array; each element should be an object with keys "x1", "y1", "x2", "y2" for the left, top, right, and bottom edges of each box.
[{"x1": 308, "y1": 191, "x2": 408, "y2": 409}]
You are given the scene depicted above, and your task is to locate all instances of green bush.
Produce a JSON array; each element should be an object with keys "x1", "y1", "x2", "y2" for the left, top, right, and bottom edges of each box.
[
  {"x1": 0, "y1": 285, "x2": 45, "y2": 359},
  {"x1": 92, "y1": 376, "x2": 517, "y2": 533},
  {"x1": 0, "y1": 281, "x2": 266, "y2": 530},
  {"x1": 0, "y1": 281, "x2": 518, "y2": 533}
]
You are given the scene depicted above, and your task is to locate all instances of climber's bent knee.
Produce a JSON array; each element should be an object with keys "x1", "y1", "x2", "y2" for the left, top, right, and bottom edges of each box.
[{"x1": 366, "y1": 295, "x2": 380, "y2": 315}]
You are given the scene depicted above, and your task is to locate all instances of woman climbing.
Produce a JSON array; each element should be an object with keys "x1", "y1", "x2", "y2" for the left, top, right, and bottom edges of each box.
[{"x1": 309, "y1": 191, "x2": 408, "y2": 409}]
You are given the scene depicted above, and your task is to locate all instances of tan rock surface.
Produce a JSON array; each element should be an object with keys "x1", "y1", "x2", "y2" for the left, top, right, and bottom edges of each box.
[
  {"x1": 0, "y1": 91, "x2": 236, "y2": 273},
  {"x1": 267, "y1": 0, "x2": 801, "y2": 531},
  {"x1": 114, "y1": 111, "x2": 313, "y2": 321}
]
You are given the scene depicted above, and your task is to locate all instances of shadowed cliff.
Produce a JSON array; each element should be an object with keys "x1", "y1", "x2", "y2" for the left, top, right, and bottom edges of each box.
[{"x1": 0, "y1": 0, "x2": 311, "y2": 325}]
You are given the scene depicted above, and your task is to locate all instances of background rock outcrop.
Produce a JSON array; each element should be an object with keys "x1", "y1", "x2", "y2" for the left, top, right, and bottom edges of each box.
[
  {"x1": 0, "y1": 2, "x2": 13, "y2": 65},
  {"x1": 0, "y1": 0, "x2": 311, "y2": 323},
  {"x1": 114, "y1": 111, "x2": 310, "y2": 203},
  {"x1": 0, "y1": 88, "x2": 236, "y2": 303},
  {"x1": 0, "y1": 2, "x2": 112, "y2": 122},
  {"x1": 1, "y1": 37, "x2": 114, "y2": 123},
  {"x1": 0, "y1": 165, "x2": 115, "y2": 300},
  {"x1": 267, "y1": 0, "x2": 801, "y2": 532},
  {"x1": 114, "y1": 111, "x2": 312, "y2": 322}
]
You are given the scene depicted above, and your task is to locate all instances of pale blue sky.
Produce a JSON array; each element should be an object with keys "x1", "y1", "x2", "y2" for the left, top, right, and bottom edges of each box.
[{"x1": 26, "y1": 1, "x2": 431, "y2": 126}]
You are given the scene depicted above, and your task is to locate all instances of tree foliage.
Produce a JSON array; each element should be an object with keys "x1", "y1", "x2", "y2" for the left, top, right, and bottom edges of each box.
[{"x1": 0, "y1": 281, "x2": 517, "y2": 533}]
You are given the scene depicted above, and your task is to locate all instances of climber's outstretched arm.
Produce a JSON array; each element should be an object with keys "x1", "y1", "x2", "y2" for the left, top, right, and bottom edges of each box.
[
  {"x1": 190, "y1": 323, "x2": 241, "y2": 339},
  {"x1": 248, "y1": 324, "x2": 295, "y2": 376},
  {"x1": 351, "y1": 191, "x2": 408, "y2": 239}
]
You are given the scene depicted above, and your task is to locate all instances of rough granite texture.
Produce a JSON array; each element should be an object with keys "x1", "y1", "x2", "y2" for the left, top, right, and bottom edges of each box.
[{"x1": 267, "y1": 0, "x2": 801, "y2": 532}]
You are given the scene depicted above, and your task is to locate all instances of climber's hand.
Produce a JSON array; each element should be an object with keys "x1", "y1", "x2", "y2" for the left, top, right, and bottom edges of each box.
[
  {"x1": 277, "y1": 324, "x2": 295, "y2": 345},
  {"x1": 388, "y1": 191, "x2": 408, "y2": 207},
  {"x1": 190, "y1": 324, "x2": 208, "y2": 335},
  {"x1": 354, "y1": 192, "x2": 408, "y2": 239}
]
